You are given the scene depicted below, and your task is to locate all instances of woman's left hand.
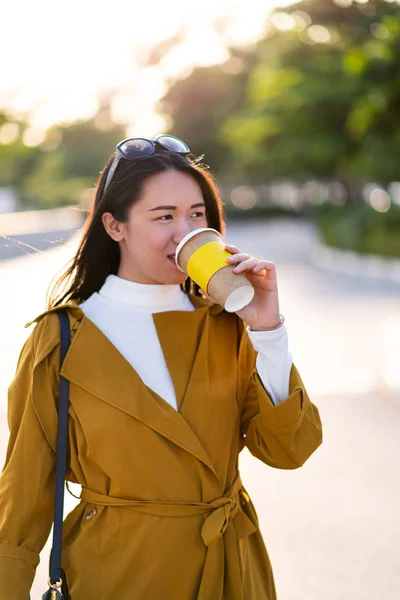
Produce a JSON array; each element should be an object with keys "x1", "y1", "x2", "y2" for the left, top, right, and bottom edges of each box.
[{"x1": 199, "y1": 243, "x2": 281, "y2": 331}]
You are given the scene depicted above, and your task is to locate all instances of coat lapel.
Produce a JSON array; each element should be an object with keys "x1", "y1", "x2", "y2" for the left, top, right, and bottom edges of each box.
[{"x1": 60, "y1": 306, "x2": 219, "y2": 478}]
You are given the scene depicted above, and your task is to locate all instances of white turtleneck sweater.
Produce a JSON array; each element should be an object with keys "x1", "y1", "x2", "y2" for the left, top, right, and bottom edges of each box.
[{"x1": 79, "y1": 275, "x2": 293, "y2": 411}]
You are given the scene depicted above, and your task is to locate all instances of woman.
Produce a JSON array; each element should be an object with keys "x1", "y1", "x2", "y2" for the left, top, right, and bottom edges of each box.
[{"x1": 0, "y1": 135, "x2": 322, "y2": 599}]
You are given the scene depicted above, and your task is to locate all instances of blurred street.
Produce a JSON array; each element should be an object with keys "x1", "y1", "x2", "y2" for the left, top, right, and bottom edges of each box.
[{"x1": 1, "y1": 218, "x2": 399, "y2": 600}]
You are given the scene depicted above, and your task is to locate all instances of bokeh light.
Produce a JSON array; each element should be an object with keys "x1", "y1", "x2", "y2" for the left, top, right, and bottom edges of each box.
[{"x1": 370, "y1": 188, "x2": 391, "y2": 212}]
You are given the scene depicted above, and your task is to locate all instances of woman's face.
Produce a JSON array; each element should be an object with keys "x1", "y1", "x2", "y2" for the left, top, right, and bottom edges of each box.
[{"x1": 102, "y1": 169, "x2": 209, "y2": 285}]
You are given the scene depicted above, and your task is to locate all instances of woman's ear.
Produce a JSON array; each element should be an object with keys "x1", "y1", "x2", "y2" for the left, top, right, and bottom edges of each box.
[{"x1": 101, "y1": 212, "x2": 125, "y2": 242}]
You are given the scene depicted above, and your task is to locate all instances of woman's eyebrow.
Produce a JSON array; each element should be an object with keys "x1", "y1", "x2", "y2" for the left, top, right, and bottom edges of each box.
[{"x1": 148, "y1": 202, "x2": 206, "y2": 212}]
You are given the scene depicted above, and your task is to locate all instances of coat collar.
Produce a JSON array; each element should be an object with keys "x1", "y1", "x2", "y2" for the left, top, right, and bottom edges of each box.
[
  {"x1": 27, "y1": 294, "x2": 224, "y2": 480},
  {"x1": 24, "y1": 293, "x2": 224, "y2": 328},
  {"x1": 24, "y1": 300, "x2": 84, "y2": 328}
]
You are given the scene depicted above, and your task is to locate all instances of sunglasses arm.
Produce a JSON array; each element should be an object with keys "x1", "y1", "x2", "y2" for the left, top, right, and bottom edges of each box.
[{"x1": 103, "y1": 155, "x2": 121, "y2": 195}]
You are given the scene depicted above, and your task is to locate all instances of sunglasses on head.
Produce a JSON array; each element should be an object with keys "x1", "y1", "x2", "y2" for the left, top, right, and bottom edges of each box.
[{"x1": 103, "y1": 134, "x2": 191, "y2": 196}]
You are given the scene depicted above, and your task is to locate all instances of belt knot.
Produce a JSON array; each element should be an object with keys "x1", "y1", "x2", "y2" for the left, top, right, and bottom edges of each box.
[{"x1": 201, "y1": 495, "x2": 239, "y2": 547}]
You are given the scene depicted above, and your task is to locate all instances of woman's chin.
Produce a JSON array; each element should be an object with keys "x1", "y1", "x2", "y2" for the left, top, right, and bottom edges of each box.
[
  {"x1": 159, "y1": 268, "x2": 188, "y2": 285},
  {"x1": 169, "y1": 273, "x2": 189, "y2": 285}
]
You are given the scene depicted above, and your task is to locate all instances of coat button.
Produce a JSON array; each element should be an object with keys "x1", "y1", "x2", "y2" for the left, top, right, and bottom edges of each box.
[{"x1": 86, "y1": 507, "x2": 97, "y2": 520}]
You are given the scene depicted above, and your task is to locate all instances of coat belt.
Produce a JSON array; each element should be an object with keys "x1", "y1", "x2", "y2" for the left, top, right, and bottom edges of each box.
[{"x1": 80, "y1": 474, "x2": 258, "y2": 600}]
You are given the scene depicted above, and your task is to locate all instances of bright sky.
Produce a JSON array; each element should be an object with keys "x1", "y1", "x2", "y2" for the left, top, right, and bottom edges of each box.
[{"x1": 0, "y1": 0, "x2": 293, "y2": 139}]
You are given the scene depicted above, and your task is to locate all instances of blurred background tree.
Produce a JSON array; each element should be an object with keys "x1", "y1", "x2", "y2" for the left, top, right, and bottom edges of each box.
[
  {"x1": 0, "y1": 99, "x2": 125, "y2": 208},
  {"x1": 1, "y1": 0, "x2": 399, "y2": 256},
  {"x1": 0, "y1": 113, "x2": 41, "y2": 191},
  {"x1": 157, "y1": 0, "x2": 400, "y2": 257},
  {"x1": 160, "y1": 0, "x2": 400, "y2": 185}
]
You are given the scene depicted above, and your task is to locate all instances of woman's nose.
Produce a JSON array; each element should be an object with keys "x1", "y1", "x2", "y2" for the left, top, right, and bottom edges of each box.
[{"x1": 172, "y1": 219, "x2": 199, "y2": 245}]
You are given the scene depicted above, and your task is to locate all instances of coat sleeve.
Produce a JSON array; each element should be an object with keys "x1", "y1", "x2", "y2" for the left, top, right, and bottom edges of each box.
[
  {"x1": 237, "y1": 318, "x2": 323, "y2": 469},
  {"x1": 0, "y1": 318, "x2": 61, "y2": 599}
]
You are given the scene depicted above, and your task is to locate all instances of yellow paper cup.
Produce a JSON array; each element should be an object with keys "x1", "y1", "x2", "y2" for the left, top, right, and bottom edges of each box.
[{"x1": 175, "y1": 228, "x2": 255, "y2": 312}]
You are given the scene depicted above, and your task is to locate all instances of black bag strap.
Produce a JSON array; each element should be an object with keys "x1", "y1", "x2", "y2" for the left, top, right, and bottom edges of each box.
[{"x1": 48, "y1": 310, "x2": 71, "y2": 585}]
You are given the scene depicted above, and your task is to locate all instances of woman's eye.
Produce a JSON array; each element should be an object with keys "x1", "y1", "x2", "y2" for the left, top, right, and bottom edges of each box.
[{"x1": 159, "y1": 212, "x2": 204, "y2": 221}]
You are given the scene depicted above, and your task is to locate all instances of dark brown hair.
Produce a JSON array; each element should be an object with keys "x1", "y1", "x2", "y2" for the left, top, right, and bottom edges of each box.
[{"x1": 47, "y1": 144, "x2": 226, "y2": 307}]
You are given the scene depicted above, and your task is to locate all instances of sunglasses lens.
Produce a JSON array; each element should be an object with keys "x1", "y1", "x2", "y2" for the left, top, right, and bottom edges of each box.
[
  {"x1": 156, "y1": 135, "x2": 190, "y2": 154},
  {"x1": 118, "y1": 138, "x2": 154, "y2": 159}
]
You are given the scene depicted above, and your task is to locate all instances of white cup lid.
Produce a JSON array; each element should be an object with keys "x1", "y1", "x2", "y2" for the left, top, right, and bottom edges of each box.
[{"x1": 175, "y1": 228, "x2": 223, "y2": 273}]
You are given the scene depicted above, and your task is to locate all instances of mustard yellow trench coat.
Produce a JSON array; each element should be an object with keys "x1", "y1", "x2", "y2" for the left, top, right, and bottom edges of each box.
[{"x1": 0, "y1": 294, "x2": 322, "y2": 599}]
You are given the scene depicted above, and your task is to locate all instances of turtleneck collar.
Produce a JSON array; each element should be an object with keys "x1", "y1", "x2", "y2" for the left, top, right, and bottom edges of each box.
[{"x1": 98, "y1": 274, "x2": 187, "y2": 309}]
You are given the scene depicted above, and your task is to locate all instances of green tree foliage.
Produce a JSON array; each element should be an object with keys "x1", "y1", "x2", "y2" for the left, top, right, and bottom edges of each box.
[
  {"x1": 160, "y1": 0, "x2": 400, "y2": 183},
  {"x1": 0, "y1": 113, "x2": 41, "y2": 189},
  {"x1": 157, "y1": 48, "x2": 258, "y2": 176},
  {"x1": 2, "y1": 0, "x2": 400, "y2": 211},
  {"x1": 22, "y1": 114, "x2": 125, "y2": 208},
  {"x1": 315, "y1": 202, "x2": 400, "y2": 257},
  {"x1": 0, "y1": 102, "x2": 125, "y2": 208}
]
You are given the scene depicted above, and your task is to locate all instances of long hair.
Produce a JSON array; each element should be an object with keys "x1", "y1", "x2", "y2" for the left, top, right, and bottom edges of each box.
[{"x1": 47, "y1": 144, "x2": 226, "y2": 308}]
